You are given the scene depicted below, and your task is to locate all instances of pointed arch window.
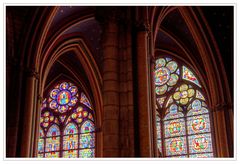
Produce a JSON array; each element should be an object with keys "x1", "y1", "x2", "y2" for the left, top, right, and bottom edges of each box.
[
  {"x1": 37, "y1": 81, "x2": 96, "y2": 158},
  {"x1": 154, "y1": 57, "x2": 214, "y2": 158}
]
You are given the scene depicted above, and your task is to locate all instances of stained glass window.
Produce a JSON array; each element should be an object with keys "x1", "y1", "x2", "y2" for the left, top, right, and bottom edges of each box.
[
  {"x1": 37, "y1": 81, "x2": 96, "y2": 158},
  {"x1": 154, "y1": 57, "x2": 214, "y2": 158}
]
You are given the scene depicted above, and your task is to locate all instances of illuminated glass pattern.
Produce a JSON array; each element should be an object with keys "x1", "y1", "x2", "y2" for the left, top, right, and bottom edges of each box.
[
  {"x1": 165, "y1": 137, "x2": 187, "y2": 156},
  {"x1": 37, "y1": 81, "x2": 96, "y2": 158},
  {"x1": 79, "y1": 149, "x2": 95, "y2": 158},
  {"x1": 155, "y1": 58, "x2": 179, "y2": 96},
  {"x1": 154, "y1": 57, "x2": 214, "y2": 158},
  {"x1": 164, "y1": 118, "x2": 186, "y2": 138}
]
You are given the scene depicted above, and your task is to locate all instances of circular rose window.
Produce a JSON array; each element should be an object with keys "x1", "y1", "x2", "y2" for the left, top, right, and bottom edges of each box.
[{"x1": 49, "y1": 82, "x2": 78, "y2": 113}]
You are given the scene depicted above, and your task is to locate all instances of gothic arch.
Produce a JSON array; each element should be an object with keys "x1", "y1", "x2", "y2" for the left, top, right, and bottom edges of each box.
[{"x1": 151, "y1": 6, "x2": 233, "y2": 157}]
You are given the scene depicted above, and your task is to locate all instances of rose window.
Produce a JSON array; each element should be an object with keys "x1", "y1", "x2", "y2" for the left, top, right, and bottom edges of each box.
[
  {"x1": 49, "y1": 82, "x2": 78, "y2": 113},
  {"x1": 155, "y1": 58, "x2": 179, "y2": 95}
]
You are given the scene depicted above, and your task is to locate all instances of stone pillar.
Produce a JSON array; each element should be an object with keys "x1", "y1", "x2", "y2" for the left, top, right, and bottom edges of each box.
[
  {"x1": 126, "y1": 28, "x2": 135, "y2": 157},
  {"x1": 150, "y1": 56, "x2": 158, "y2": 157},
  {"x1": 136, "y1": 23, "x2": 152, "y2": 157},
  {"x1": 211, "y1": 104, "x2": 230, "y2": 157},
  {"x1": 102, "y1": 17, "x2": 120, "y2": 157},
  {"x1": 20, "y1": 69, "x2": 38, "y2": 157}
]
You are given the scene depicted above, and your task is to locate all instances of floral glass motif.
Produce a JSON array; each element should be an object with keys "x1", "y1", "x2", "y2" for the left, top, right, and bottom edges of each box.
[
  {"x1": 187, "y1": 114, "x2": 211, "y2": 134},
  {"x1": 165, "y1": 137, "x2": 187, "y2": 156},
  {"x1": 154, "y1": 56, "x2": 214, "y2": 158},
  {"x1": 164, "y1": 118, "x2": 186, "y2": 138},
  {"x1": 38, "y1": 81, "x2": 96, "y2": 158},
  {"x1": 188, "y1": 134, "x2": 213, "y2": 154},
  {"x1": 155, "y1": 58, "x2": 179, "y2": 95},
  {"x1": 40, "y1": 111, "x2": 54, "y2": 129},
  {"x1": 49, "y1": 82, "x2": 78, "y2": 113},
  {"x1": 173, "y1": 84, "x2": 195, "y2": 105}
]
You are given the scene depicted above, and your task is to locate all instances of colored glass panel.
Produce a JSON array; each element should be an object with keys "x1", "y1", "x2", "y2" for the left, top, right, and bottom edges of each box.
[
  {"x1": 63, "y1": 150, "x2": 78, "y2": 158},
  {"x1": 166, "y1": 61, "x2": 178, "y2": 73},
  {"x1": 80, "y1": 93, "x2": 92, "y2": 109},
  {"x1": 170, "y1": 155, "x2": 187, "y2": 158},
  {"x1": 45, "y1": 137, "x2": 60, "y2": 152},
  {"x1": 45, "y1": 152, "x2": 60, "y2": 158},
  {"x1": 81, "y1": 121, "x2": 95, "y2": 133},
  {"x1": 79, "y1": 149, "x2": 95, "y2": 158},
  {"x1": 38, "y1": 154, "x2": 44, "y2": 158},
  {"x1": 57, "y1": 91, "x2": 71, "y2": 105},
  {"x1": 157, "y1": 139, "x2": 162, "y2": 153},
  {"x1": 157, "y1": 97, "x2": 166, "y2": 108},
  {"x1": 164, "y1": 118, "x2": 185, "y2": 138},
  {"x1": 60, "y1": 82, "x2": 69, "y2": 90},
  {"x1": 164, "y1": 104, "x2": 184, "y2": 120},
  {"x1": 187, "y1": 101, "x2": 209, "y2": 116},
  {"x1": 155, "y1": 67, "x2": 171, "y2": 85},
  {"x1": 189, "y1": 153, "x2": 214, "y2": 158},
  {"x1": 196, "y1": 90, "x2": 205, "y2": 101},
  {"x1": 182, "y1": 66, "x2": 201, "y2": 87},
  {"x1": 50, "y1": 89, "x2": 59, "y2": 99},
  {"x1": 68, "y1": 86, "x2": 78, "y2": 96},
  {"x1": 165, "y1": 137, "x2": 187, "y2": 156},
  {"x1": 38, "y1": 138, "x2": 44, "y2": 153},
  {"x1": 167, "y1": 74, "x2": 179, "y2": 86},
  {"x1": 63, "y1": 135, "x2": 78, "y2": 150},
  {"x1": 155, "y1": 58, "x2": 166, "y2": 68},
  {"x1": 188, "y1": 134, "x2": 213, "y2": 154},
  {"x1": 47, "y1": 125, "x2": 60, "y2": 136},
  {"x1": 187, "y1": 114, "x2": 211, "y2": 134},
  {"x1": 80, "y1": 133, "x2": 95, "y2": 148},
  {"x1": 64, "y1": 123, "x2": 78, "y2": 135},
  {"x1": 155, "y1": 85, "x2": 168, "y2": 95}
]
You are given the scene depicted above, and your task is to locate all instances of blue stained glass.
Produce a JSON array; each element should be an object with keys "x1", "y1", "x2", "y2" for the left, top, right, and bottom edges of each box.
[
  {"x1": 81, "y1": 121, "x2": 95, "y2": 133},
  {"x1": 47, "y1": 124, "x2": 60, "y2": 136},
  {"x1": 64, "y1": 123, "x2": 78, "y2": 135}
]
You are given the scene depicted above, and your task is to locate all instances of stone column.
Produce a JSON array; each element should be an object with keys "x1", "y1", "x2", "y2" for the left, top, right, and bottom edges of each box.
[
  {"x1": 102, "y1": 16, "x2": 120, "y2": 157},
  {"x1": 136, "y1": 23, "x2": 152, "y2": 157},
  {"x1": 211, "y1": 104, "x2": 230, "y2": 157},
  {"x1": 20, "y1": 68, "x2": 38, "y2": 157}
]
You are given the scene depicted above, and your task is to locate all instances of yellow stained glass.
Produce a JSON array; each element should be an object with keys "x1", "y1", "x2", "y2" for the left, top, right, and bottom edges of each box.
[{"x1": 180, "y1": 84, "x2": 188, "y2": 92}]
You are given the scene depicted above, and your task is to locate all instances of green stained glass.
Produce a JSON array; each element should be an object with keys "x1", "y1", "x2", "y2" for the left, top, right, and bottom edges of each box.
[
  {"x1": 167, "y1": 74, "x2": 179, "y2": 86},
  {"x1": 155, "y1": 58, "x2": 166, "y2": 68},
  {"x1": 166, "y1": 61, "x2": 178, "y2": 73},
  {"x1": 79, "y1": 149, "x2": 95, "y2": 158}
]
